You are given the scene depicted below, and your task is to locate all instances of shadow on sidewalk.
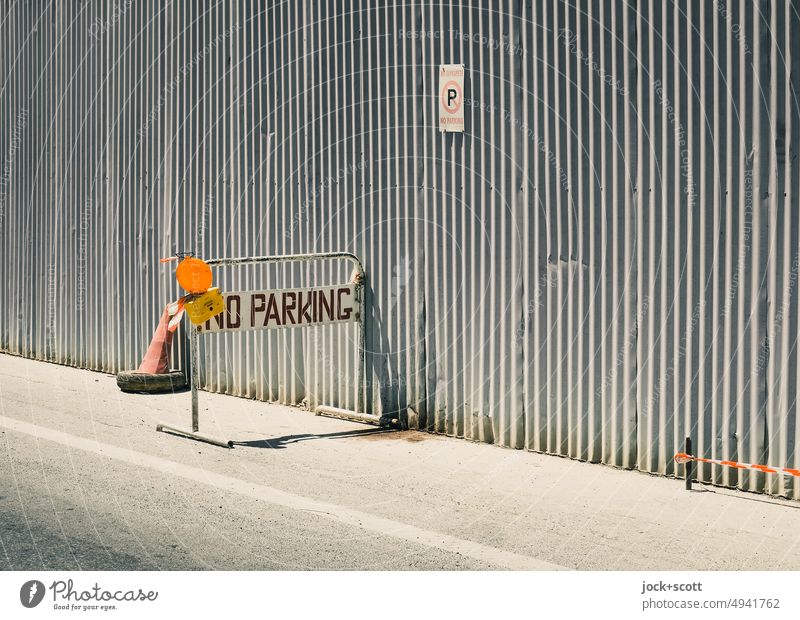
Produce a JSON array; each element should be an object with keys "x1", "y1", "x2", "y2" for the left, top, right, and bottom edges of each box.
[
  {"x1": 689, "y1": 486, "x2": 800, "y2": 510},
  {"x1": 232, "y1": 427, "x2": 397, "y2": 449}
]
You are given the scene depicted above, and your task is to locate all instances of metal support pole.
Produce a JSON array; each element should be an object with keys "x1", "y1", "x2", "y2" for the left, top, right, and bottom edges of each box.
[
  {"x1": 155, "y1": 321, "x2": 233, "y2": 448},
  {"x1": 685, "y1": 436, "x2": 693, "y2": 491},
  {"x1": 191, "y1": 325, "x2": 199, "y2": 432},
  {"x1": 356, "y1": 279, "x2": 365, "y2": 415}
]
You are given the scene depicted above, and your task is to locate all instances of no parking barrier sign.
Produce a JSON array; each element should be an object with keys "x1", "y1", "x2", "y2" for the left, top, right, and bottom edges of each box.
[{"x1": 196, "y1": 285, "x2": 358, "y2": 333}]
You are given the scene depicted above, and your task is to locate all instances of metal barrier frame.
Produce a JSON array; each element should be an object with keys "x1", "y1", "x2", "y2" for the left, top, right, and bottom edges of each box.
[{"x1": 156, "y1": 251, "x2": 385, "y2": 448}]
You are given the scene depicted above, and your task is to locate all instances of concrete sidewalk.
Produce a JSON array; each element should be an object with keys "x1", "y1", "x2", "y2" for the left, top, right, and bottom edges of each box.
[{"x1": 0, "y1": 352, "x2": 798, "y2": 570}]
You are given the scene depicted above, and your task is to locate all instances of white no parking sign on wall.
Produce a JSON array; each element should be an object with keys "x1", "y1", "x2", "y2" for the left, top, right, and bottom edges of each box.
[{"x1": 439, "y1": 64, "x2": 464, "y2": 132}]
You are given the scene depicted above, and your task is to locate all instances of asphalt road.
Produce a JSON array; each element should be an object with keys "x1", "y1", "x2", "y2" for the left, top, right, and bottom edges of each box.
[{"x1": 1, "y1": 353, "x2": 799, "y2": 570}]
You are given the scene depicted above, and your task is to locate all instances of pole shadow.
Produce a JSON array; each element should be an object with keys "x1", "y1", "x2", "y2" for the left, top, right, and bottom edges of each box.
[{"x1": 232, "y1": 427, "x2": 397, "y2": 449}]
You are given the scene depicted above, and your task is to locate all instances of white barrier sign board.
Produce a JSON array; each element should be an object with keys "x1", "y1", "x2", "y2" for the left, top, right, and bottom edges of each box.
[{"x1": 197, "y1": 284, "x2": 358, "y2": 333}]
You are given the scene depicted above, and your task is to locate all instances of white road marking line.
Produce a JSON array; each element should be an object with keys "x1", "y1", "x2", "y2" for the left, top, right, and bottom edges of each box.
[{"x1": 0, "y1": 415, "x2": 568, "y2": 571}]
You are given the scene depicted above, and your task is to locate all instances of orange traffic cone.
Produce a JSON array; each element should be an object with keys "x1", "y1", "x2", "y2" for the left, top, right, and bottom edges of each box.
[{"x1": 137, "y1": 306, "x2": 174, "y2": 374}]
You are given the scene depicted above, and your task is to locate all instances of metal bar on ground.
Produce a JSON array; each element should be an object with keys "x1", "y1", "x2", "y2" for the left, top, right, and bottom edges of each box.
[
  {"x1": 155, "y1": 423, "x2": 234, "y2": 449},
  {"x1": 315, "y1": 405, "x2": 398, "y2": 427}
]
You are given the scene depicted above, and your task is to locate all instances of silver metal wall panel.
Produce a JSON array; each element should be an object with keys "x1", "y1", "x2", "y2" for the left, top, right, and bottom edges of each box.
[
  {"x1": 632, "y1": 0, "x2": 798, "y2": 500},
  {"x1": 1, "y1": 1, "x2": 798, "y2": 499}
]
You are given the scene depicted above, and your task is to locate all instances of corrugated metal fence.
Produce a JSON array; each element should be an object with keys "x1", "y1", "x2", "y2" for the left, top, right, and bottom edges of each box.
[{"x1": 1, "y1": 1, "x2": 798, "y2": 498}]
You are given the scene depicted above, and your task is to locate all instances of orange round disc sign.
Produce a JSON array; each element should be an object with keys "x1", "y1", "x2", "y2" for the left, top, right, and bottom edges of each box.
[{"x1": 176, "y1": 257, "x2": 212, "y2": 293}]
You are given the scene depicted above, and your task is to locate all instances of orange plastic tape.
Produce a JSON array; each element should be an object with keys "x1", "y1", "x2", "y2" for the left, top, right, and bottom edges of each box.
[{"x1": 674, "y1": 453, "x2": 800, "y2": 478}]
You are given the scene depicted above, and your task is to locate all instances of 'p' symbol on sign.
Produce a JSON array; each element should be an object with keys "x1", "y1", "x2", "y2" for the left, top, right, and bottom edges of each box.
[
  {"x1": 445, "y1": 84, "x2": 460, "y2": 111},
  {"x1": 439, "y1": 64, "x2": 465, "y2": 132}
]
